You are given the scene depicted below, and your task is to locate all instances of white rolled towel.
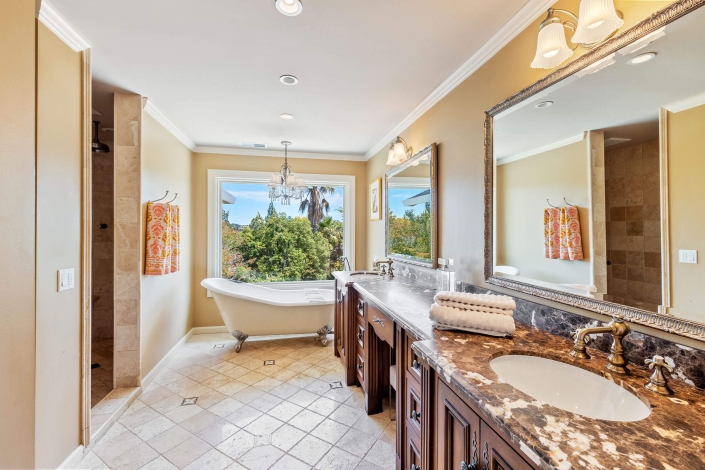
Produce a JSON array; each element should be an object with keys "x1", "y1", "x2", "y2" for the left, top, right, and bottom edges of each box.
[
  {"x1": 429, "y1": 303, "x2": 515, "y2": 336},
  {"x1": 436, "y1": 300, "x2": 514, "y2": 316},
  {"x1": 434, "y1": 291, "x2": 516, "y2": 312}
]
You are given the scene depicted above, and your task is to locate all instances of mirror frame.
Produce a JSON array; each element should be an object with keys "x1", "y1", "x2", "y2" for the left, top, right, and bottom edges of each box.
[
  {"x1": 385, "y1": 143, "x2": 438, "y2": 269},
  {"x1": 484, "y1": 0, "x2": 705, "y2": 341}
]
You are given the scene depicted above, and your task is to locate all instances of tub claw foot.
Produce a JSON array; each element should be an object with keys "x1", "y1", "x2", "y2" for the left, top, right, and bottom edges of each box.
[
  {"x1": 316, "y1": 325, "x2": 333, "y2": 347},
  {"x1": 232, "y1": 330, "x2": 249, "y2": 353}
]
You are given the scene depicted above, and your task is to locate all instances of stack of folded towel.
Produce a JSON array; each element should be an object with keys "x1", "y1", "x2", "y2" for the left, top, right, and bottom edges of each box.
[{"x1": 430, "y1": 291, "x2": 516, "y2": 337}]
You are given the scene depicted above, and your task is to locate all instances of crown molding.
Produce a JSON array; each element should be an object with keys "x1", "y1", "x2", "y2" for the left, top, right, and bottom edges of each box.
[
  {"x1": 496, "y1": 132, "x2": 585, "y2": 165},
  {"x1": 364, "y1": 0, "x2": 555, "y2": 160},
  {"x1": 194, "y1": 146, "x2": 367, "y2": 161},
  {"x1": 143, "y1": 100, "x2": 197, "y2": 151},
  {"x1": 38, "y1": 1, "x2": 90, "y2": 52},
  {"x1": 664, "y1": 92, "x2": 705, "y2": 113}
]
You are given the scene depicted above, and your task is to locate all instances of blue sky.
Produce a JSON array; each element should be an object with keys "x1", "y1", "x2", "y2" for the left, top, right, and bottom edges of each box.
[
  {"x1": 388, "y1": 188, "x2": 427, "y2": 218},
  {"x1": 222, "y1": 182, "x2": 344, "y2": 226}
]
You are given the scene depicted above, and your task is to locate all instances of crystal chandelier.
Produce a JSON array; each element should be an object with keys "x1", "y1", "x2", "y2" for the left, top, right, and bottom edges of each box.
[{"x1": 268, "y1": 141, "x2": 306, "y2": 205}]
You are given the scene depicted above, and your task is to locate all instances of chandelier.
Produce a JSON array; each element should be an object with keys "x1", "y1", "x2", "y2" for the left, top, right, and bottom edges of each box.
[{"x1": 268, "y1": 141, "x2": 306, "y2": 205}]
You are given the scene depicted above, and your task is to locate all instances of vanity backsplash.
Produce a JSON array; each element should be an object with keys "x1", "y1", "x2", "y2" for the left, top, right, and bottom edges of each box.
[{"x1": 458, "y1": 282, "x2": 705, "y2": 390}]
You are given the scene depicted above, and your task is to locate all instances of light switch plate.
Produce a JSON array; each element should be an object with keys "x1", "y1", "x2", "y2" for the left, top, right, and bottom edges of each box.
[
  {"x1": 58, "y1": 268, "x2": 75, "y2": 292},
  {"x1": 679, "y1": 250, "x2": 698, "y2": 264}
]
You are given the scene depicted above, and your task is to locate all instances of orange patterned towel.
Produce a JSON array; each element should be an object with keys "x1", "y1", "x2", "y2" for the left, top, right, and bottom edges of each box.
[
  {"x1": 169, "y1": 204, "x2": 180, "y2": 273},
  {"x1": 543, "y1": 207, "x2": 561, "y2": 259},
  {"x1": 560, "y1": 206, "x2": 584, "y2": 261},
  {"x1": 145, "y1": 202, "x2": 172, "y2": 276}
]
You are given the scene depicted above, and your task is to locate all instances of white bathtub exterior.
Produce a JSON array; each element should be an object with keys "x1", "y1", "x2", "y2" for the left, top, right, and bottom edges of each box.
[{"x1": 201, "y1": 278, "x2": 335, "y2": 337}]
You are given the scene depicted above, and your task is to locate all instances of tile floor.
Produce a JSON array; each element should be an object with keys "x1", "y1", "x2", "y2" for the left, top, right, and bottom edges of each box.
[
  {"x1": 92, "y1": 338, "x2": 115, "y2": 407},
  {"x1": 78, "y1": 333, "x2": 396, "y2": 469}
]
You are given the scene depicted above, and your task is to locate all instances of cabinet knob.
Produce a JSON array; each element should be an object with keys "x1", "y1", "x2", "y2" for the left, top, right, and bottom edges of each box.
[
  {"x1": 412, "y1": 359, "x2": 420, "y2": 371},
  {"x1": 410, "y1": 465, "x2": 420, "y2": 470},
  {"x1": 460, "y1": 462, "x2": 477, "y2": 470},
  {"x1": 357, "y1": 363, "x2": 363, "y2": 371},
  {"x1": 357, "y1": 332, "x2": 363, "y2": 341},
  {"x1": 372, "y1": 316, "x2": 385, "y2": 327},
  {"x1": 357, "y1": 301, "x2": 364, "y2": 314},
  {"x1": 411, "y1": 410, "x2": 421, "y2": 423}
]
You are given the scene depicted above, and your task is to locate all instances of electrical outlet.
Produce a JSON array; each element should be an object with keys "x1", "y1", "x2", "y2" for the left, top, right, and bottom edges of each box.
[
  {"x1": 679, "y1": 250, "x2": 697, "y2": 264},
  {"x1": 58, "y1": 268, "x2": 75, "y2": 292}
]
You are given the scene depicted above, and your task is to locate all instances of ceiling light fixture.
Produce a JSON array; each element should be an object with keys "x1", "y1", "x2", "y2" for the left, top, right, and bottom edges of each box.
[
  {"x1": 91, "y1": 121, "x2": 110, "y2": 153},
  {"x1": 268, "y1": 141, "x2": 306, "y2": 205},
  {"x1": 531, "y1": 1, "x2": 623, "y2": 69},
  {"x1": 535, "y1": 101, "x2": 554, "y2": 109},
  {"x1": 280, "y1": 75, "x2": 298, "y2": 85},
  {"x1": 386, "y1": 136, "x2": 413, "y2": 166},
  {"x1": 628, "y1": 52, "x2": 656, "y2": 65},
  {"x1": 275, "y1": 0, "x2": 303, "y2": 17},
  {"x1": 280, "y1": 113, "x2": 294, "y2": 120}
]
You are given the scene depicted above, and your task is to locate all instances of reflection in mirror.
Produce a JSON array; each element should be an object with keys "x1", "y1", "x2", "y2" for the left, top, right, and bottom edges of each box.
[
  {"x1": 492, "y1": 6, "x2": 705, "y2": 324},
  {"x1": 385, "y1": 144, "x2": 437, "y2": 268}
]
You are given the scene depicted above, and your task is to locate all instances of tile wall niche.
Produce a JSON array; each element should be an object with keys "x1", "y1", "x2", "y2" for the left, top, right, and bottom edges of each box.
[
  {"x1": 92, "y1": 142, "x2": 114, "y2": 340},
  {"x1": 113, "y1": 94, "x2": 142, "y2": 388},
  {"x1": 604, "y1": 140, "x2": 662, "y2": 312}
]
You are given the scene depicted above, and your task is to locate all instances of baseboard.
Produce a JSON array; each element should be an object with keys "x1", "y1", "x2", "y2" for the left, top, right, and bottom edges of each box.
[
  {"x1": 57, "y1": 445, "x2": 84, "y2": 469},
  {"x1": 191, "y1": 326, "x2": 229, "y2": 334},
  {"x1": 141, "y1": 328, "x2": 195, "y2": 389}
]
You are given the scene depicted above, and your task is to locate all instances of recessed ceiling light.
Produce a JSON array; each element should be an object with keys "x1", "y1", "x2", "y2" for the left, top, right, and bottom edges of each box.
[
  {"x1": 628, "y1": 52, "x2": 656, "y2": 65},
  {"x1": 280, "y1": 75, "x2": 298, "y2": 85},
  {"x1": 280, "y1": 113, "x2": 294, "y2": 120},
  {"x1": 275, "y1": 0, "x2": 303, "y2": 17},
  {"x1": 535, "y1": 101, "x2": 553, "y2": 109}
]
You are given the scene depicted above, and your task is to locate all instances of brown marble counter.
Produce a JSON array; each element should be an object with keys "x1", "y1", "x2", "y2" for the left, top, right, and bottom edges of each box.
[{"x1": 414, "y1": 325, "x2": 705, "y2": 470}]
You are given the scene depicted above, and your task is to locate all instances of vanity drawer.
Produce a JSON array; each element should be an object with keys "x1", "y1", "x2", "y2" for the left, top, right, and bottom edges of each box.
[
  {"x1": 356, "y1": 351, "x2": 365, "y2": 387},
  {"x1": 355, "y1": 297, "x2": 366, "y2": 321},
  {"x1": 405, "y1": 331, "x2": 423, "y2": 384},
  {"x1": 367, "y1": 303, "x2": 395, "y2": 347},
  {"x1": 405, "y1": 421, "x2": 422, "y2": 470},
  {"x1": 406, "y1": 377, "x2": 423, "y2": 438},
  {"x1": 356, "y1": 323, "x2": 365, "y2": 350}
]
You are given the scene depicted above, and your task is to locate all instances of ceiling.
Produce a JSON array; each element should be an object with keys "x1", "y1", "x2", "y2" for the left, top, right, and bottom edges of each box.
[
  {"x1": 494, "y1": 6, "x2": 705, "y2": 160},
  {"x1": 53, "y1": 0, "x2": 535, "y2": 156}
]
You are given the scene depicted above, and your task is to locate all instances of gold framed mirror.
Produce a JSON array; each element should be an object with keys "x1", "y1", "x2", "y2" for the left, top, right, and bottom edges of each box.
[{"x1": 485, "y1": 0, "x2": 705, "y2": 341}]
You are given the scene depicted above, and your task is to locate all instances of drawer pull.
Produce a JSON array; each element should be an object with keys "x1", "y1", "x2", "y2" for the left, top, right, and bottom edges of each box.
[
  {"x1": 357, "y1": 300, "x2": 364, "y2": 314},
  {"x1": 357, "y1": 332, "x2": 363, "y2": 342},
  {"x1": 357, "y1": 363, "x2": 363, "y2": 371},
  {"x1": 410, "y1": 465, "x2": 420, "y2": 470},
  {"x1": 373, "y1": 316, "x2": 385, "y2": 327},
  {"x1": 460, "y1": 462, "x2": 477, "y2": 470},
  {"x1": 412, "y1": 359, "x2": 420, "y2": 372},
  {"x1": 411, "y1": 410, "x2": 421, "y2": 423}
]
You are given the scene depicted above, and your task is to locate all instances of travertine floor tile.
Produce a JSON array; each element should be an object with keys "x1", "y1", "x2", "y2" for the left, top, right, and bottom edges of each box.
[{"x1": 288, "y1": 434, "x2": 331, "y2": 466}]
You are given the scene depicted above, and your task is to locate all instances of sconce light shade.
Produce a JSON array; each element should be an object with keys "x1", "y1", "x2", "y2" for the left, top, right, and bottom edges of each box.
[
  {"x1": 571, "y1": 0, "x2": 624, "y2": 44},
  {"x1": 531, "y1": 23, "x2": 574, "y2": 69},
  {"x1": 386, "y1": 148, "x2": 399, "y2": 165}
]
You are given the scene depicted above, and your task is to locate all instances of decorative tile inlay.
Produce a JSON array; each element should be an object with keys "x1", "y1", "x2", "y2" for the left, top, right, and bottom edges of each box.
[
  {"x1": 181, "y1": 397, "x2": 198, "y2": 406},
  {"x1": 264, "y1": 360, "x2": 275, "y2": 366},
  {"x1": 214, "y1": 344, "x2": 225, "y2": 349},
  {"x1": 329, "y1": 381, "x2": 343, "y2": 389},
  {"x1": 253, "y1": 434, "x2": 271, "y2": 447}
]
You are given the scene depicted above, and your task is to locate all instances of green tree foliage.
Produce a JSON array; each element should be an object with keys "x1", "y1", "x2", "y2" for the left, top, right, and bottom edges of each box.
[
  {"x1": 222, "y1": 209, "x2": 245, "y2": 279},
  {"x1": 318, "y1": 216, "x2": 344, "y2": 273},
  {"x1": 298, "y1": 186, "x2": 335, "y2": 232},
  {"x1": 388, "y1": 202, "x2": 431, "y2": 260}
]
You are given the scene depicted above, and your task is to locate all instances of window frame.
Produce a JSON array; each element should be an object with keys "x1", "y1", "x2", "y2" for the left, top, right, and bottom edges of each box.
[{"x1": 207, "y1": 169, "x2": 355, "y2": 290}]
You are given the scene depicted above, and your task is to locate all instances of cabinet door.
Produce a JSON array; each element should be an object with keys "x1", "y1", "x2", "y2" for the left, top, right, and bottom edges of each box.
[
  {"x1": 435, "y1": 378, "x2": 481, "y2": 470},
  {"x1": 334, "y1": 282, "x2": 344, "y2": 358},
  {"x1": 480, "y1": 421, "x2": 535, "y2": 470}
]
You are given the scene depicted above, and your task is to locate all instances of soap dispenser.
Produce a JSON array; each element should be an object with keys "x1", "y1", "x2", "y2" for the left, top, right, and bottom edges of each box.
[{"x1": 436, "y1": 258, "x2": 455, "y2": 292}]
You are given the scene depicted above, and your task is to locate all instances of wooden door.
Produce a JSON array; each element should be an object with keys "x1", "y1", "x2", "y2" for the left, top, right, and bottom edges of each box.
[
  {"x1": 435, "y1": 378, "x2": 481, "y2": 470},
  {"x1": 480, "y1": 421, "x2": 535, "y2": 470}
]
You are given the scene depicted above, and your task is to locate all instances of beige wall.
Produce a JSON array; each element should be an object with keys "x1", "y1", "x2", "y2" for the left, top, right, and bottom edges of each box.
[
  {"x1": 192, "y1": 153, "x2": 367, "y2": 327},
  {"x1": 0, "y1": 2, "x2": 37, "y2": 467},
  {"x1": 35, "y1": 22, "x2": 83, "y2": 468},
  {"x1": 668, "y1": 103, "x2": 705, "y2": 322},
  {"x1": 366, "y1": 0, "x2": 670, "y2": 286},
  {"x1": 141, "y1": 112, "x2": 194, "y2": 377},
  {"x1": 496, "y1": 139, "x2": 591, "y2": 285}
]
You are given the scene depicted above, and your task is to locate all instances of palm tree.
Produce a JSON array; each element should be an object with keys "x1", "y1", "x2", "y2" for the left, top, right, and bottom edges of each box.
[{"x1": 299, "y1": 186, "x2": 335, "y2": 232}]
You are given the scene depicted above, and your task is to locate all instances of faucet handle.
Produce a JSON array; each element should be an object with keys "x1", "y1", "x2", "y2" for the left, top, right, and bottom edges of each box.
[
  {"x1": 570, "y1": 330, "x2": 591, "y2": 345},
  {"x1": 644, "y1": 355, "x2": 674, "y2": 396}
]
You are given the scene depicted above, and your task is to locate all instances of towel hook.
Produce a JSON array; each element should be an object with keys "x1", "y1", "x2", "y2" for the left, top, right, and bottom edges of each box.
[
  {"x1": 167, "y1": 193, "x2": 178, "y2": 203},
  {"x1": 150, "y1": 190, "x2": 169, "y2": 203},
  {"x1": 547, "y1": 199, "x2": 559, "y2": 208},
  {"x1": 563, "y1": 197, "x2": 577, "y2": 208}
]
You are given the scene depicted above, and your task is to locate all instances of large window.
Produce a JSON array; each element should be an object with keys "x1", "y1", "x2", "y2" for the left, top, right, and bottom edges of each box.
[{"x1": 208, "y1": 170, "x2": 355, "y2": 284}]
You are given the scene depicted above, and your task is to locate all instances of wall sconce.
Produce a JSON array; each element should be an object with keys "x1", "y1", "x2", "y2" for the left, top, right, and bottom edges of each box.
[
  {"x1": 531, "y1": 0, "x2": 624, "y2": 69},
  {"x1": 386, "y1": 136, "x2": 413, "y2": 166}
]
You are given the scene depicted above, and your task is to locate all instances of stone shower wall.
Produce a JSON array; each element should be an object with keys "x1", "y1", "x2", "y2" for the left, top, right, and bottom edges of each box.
[{"x1": 92, "y1": 142, "x2": 114, "y2": 339}]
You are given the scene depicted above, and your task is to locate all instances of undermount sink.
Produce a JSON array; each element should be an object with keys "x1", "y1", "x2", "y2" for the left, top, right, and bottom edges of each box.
[
  {"x1": 490, "y1": 355, "x2": 651, "y2": 422},
  {"x1": 349, "y1": 271, "x2": 381, "y2": 278}
]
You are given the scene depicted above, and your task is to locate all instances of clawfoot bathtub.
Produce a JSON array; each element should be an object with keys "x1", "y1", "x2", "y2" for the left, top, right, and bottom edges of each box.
[{"x1": 201, "y1": 278, "x2": 335, "y2": 352}]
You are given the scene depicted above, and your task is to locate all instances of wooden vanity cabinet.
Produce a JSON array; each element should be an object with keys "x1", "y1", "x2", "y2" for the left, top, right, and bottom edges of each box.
[{"x1": 334, "y1": 280, "x2": 358, "y2": 386}]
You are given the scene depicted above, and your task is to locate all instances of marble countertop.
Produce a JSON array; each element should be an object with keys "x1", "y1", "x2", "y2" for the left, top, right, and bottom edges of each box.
[{"x1": 333, "y1": 272, "x2": 705, "y2": 470}]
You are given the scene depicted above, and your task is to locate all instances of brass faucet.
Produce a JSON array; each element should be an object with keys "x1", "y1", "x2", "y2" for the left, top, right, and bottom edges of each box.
[
  {"x1": 372, "y1": 259, "x2": 394, "y2": 278},
  {"x1": 569, "y1": 315, "x2": 631, "y2": 375}
]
